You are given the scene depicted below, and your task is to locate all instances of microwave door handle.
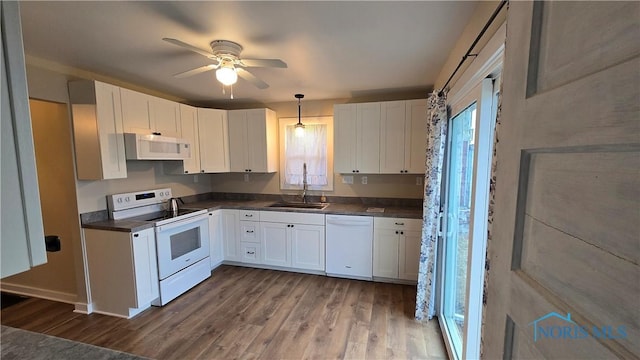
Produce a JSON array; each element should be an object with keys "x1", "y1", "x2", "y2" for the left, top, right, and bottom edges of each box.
[{"x1": 155, "y1": 214, "x2": 206, "y2": 232}]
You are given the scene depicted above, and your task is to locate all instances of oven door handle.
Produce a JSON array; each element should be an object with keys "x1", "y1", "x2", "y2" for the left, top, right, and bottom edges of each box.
[{"x1": 155, "y1": 213, "x2": 207, "y2": 233}]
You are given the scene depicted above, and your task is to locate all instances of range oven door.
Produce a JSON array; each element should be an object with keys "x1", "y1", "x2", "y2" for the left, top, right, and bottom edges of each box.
[{"x1": 155, "y1": 214, "x2": 210, "y2": 280}]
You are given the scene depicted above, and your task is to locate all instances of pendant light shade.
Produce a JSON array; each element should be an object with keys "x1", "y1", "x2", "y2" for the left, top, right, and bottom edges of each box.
[{"x1": 294, "y1": 94, "x2": 305, "y2": 137}]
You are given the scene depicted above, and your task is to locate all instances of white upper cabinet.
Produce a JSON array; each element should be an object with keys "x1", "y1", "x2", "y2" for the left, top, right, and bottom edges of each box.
[
  {"x1": 404, "y1": 99, "x2": 428, "y2": 174},
  {"x1": 178, "y1": 104, "x2": 200, "y2": 174},
  {"x1": 69, "y1": 80, "x2": 127, "y2": 180},
  {"x1": 380, "y1": 99, "x2": 427, "y2": 174},
  {"x1": 334, "y1": 102, "x2": 380, "y2": 174},
  {"x1": 198, "y1": 108, "x2": 230, "y2": 173},
  {"x1": 228, "y1": 108, "x2": 278, "y2": 173},
  {"x1": 121, "y1": 88, "x2": 181, "y2": 137},
  {"x1": 151, "y1": 97, "x2": 181, "y2": 138}
]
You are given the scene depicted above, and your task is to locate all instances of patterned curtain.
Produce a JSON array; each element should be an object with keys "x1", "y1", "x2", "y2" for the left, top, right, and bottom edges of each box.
[{"x1": 415, "y1": 90, "x2": 448, "y2": 321}]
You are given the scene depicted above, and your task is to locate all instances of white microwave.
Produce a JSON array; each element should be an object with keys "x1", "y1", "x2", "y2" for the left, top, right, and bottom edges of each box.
[{"x1": 124, "y1": 133, "x2": 191, "y2": 160}]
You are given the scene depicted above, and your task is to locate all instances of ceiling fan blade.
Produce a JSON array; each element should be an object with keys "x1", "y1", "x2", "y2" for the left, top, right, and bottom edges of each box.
[
  {"x1": 236, "y1": 68, "x2": 269, "y2": 89},
  {"x1": 163, "y1": 38, "x2": 215, "y2": 59},
  {"x1": 173, "y1": 64, "x2": 218, "y2": 78},
  {"x1": 240, "y1": 58, "x2": 287, "y2": 68}
]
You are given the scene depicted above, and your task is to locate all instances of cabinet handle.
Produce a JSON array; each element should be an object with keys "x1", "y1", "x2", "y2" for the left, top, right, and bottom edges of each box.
[
  {"x1": 245, "y1": 214, "x2": 253, "y2": 217},
  {"x1": 247, "y1": 251, "x2": 255, "y2": 255},
  {"x1": 152, "y1": 132, "x2": 161, "y2": 135},
  {"x1": 345, "y1": 265, "x2": 352, "y2": 268},
  {"x1": 395, "y1": 222, "x2": 404, "y2": 226},
  {"x1": 395, "y1": 231, "x2": 398, "y2": 234},
  {"x1": 356, "y1": 170, "x2": 360, "y2": 173},
  {"x1": 291, "y1": 225, "x2": 294, "y2": 228},
  {"x1": 209, "y1": 213, "x2": 213, "y2": 216},
  {"x1": 247, "y1": 230, "x2": 254, "y2": 233},
  {"x1": 352, "y1": 170, "x2": 356, "y2": 173},
  {"x1": 248, "y1": 169, "x2": 252, "y2": 172},
  {"x1": 185, "y1": 171, "x2": 189, "y2": 174},
  {"x1": 401, "y1": 231, "x2": 404, "y2": 235},
  {"x1": 134, "y1": 234, "x2": 139, "y2": 237},
  {"x1": 201, "y1": 170, "x2": 205, "y2": 173}
]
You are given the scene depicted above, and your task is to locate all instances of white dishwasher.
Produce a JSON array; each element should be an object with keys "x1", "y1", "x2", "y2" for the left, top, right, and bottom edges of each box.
[{"x1": 325, "y1": 215, "x2": 373, "y2": 280}]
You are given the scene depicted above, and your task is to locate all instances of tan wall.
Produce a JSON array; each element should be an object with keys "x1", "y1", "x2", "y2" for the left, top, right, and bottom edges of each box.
[
  {"x1": 434, "y1": 1, "x2": 507, "y2": 91},
  {"x1": 4, "y1": 100, "x2": 79, "y2": 299}
]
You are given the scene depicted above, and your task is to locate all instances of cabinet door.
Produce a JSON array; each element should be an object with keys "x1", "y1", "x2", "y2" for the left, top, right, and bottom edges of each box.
[
  {"x1": 291, "y1": 224, "x2": 325, "y2": 271},
  {"x1": 208, "y1": 211, "x2": 224, "y2": 268},
  {"x1": 380, "y1": 101, "x2": 407, "y2": 174},
  {"x1": 151, "y1": 97, "x2": 181, "y2": 137},
  {"x1": 227, "y1": 110, "x2": 248, "y2": 172},
  {"x1": 222, "y1": 210, "x2": 240, "y2": 261},
  {"x1": 356, "y1": 103, "x2": 381, "y2": 173},
  {"x1": 95, "y1": 82, "x2": 127, "y2": 179},
  {"x1": 260, "y1": 222, "x2": 290, "y2": 267},
  {"x1": 404, "y1": 99, "x2": 428, "y2": 174},
  {"x1": 398, "y1": 229, "x2": 421, "y2": 281},
  {"x1": 120, "y1": 88, "x2": 152, "y2": 134},
  {"x1": 333, "y1": 104, "x2": 357, "y2": 173},
  {"x1": 246, "y1": 109, "x2": 268, "y2": 172},
  {"x1": 179, "y1": 104, "x2": 200, "y2": 174},
  {"x1": 373, "y1": 228, "x2": 399, "y2": 278},
  {"x1": 131, "y1": 228, "x2": 159, "y2": 307},
  {"x1": 198, "y1": 108, "x2": 230, "y2": 172}
]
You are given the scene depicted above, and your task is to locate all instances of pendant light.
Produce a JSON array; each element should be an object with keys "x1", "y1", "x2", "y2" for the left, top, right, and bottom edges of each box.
[{"x1": 294, "y1": 94, "x2": 305, "y2": 137}]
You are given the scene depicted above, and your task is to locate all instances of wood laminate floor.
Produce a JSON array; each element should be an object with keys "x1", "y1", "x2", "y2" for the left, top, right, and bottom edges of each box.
[{"x1": 1, "y1": 266, "x2": 446, "y2": 359}]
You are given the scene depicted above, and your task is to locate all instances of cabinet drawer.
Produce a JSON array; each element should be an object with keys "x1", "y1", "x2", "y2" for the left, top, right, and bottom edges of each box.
[
  {"x1": 239, "y1": 221, "x2": 260, "y2": 243},
  {"x1": 260, "y1": 211, "x2": 325, "y2": 225},
  {"x1": 240, "y1": 242, "x2": 261, "y2": 264},
  {"x1": 374, "y1": 217, "x2": 422, "y2": 231},
  {"x1": 239, "y1": 210, "x2": 260, "y2": 221}
]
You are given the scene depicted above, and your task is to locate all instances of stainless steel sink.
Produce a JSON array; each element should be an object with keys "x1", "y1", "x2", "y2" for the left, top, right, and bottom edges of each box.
[{"x1": 267, "y1": 202, "x2": 329, "y2": 210}]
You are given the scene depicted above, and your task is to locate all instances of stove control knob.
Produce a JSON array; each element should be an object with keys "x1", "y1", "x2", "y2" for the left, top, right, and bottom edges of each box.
[
  {"x1": 117, "y1": 198, "x2": 123, "y2": 203},
  {"x1": 125, "y1": 196, "x2": 131, "y2": 202}
]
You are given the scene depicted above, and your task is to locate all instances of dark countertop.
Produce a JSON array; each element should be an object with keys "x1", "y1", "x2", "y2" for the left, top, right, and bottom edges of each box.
[
  {"x1": 81, "y1": 198, "x2": 423, "y2": 233},
  {"x1": 182, "y1": 199, "x2": 423, "y2": 219}
]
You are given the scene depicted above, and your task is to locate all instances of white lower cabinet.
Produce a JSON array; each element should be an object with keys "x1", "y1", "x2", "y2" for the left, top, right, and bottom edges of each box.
[
  {"x1": 208, "y1": 210, "x2": 224, "y2": 268},
  {"x1": 373, "y1": 217, "x2": 422, "y2": 282},
  {"x1": 240, "y1": 242, "x2": 261, "y2": 264},
  {"x1": 261, "y1": 222, "x2": 289, "y2": 267},
  {"x1": 291, "y1": 224, "x2": 325, "y2": 271},
  {"x1": 221, "y1": 210, "x2": 240, "y2": 261},
  {"x1": 258, "y1": 211, "x2": 325, "y2": 271},
  {"x1": 84, "y1": 227, "x2": 159, "y2": 318}
]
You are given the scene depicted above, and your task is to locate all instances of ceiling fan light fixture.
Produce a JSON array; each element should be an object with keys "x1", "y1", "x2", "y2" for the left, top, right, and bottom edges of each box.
[{"x1": 216, "y1": 65, "x2": 237, "y2": 86}]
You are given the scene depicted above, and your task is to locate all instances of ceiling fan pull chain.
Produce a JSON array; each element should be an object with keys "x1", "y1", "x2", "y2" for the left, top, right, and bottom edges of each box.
[{"x1": 230, "y1": 84, "x2": 234, "y2": 100}]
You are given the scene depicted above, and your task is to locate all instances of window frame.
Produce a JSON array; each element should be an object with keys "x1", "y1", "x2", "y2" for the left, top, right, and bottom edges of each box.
[{"x1": 278, "y1": 116, "x2": 334, "y2": 191}]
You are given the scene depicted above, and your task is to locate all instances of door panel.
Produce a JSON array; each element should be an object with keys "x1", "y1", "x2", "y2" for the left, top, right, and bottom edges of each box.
[
  {"x1": 380, "y1": 101, "x2": 406, "y2": 174},
  {"x1": 356, "y1": 103, "x2": 381, "y2": 173},
  {"x1": 483, "y1": 2, "x2": 640, "y2": 358},
  {"x1": 333, "y1": 104, "x2": 357, "y2": 173}
]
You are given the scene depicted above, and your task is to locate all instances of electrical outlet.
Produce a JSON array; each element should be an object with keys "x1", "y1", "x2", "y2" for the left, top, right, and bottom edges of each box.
[
  {"x1": 361, "y1": 176, "x2": 368, "y2": 185},
  {"x1": 244, "y1": 173, "x2": 250, "y2": 182},
  {"x1": 416, "y1": 176, "x2": 423, "y2": 186},
  {"x1": 342, "y1": 175, "x2": 354, "y2": 184},
  {"x1": 193, "y1": 175, "x2": 199, "y2": 183}
]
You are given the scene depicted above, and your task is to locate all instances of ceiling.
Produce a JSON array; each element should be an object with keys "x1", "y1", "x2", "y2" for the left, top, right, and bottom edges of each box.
[{"x1": 19, "y1": 1, "x2": 477, "y2": 105}]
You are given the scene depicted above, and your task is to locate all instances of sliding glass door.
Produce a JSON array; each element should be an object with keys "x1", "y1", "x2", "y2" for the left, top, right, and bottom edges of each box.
[{"x1": 439, "y1": 78, "x2": 498, "y2": 360}]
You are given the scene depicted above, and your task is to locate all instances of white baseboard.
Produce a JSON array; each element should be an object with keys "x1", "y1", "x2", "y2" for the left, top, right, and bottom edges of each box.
[{"x1": 0, "y1": 283, "x2": 76, "y2": 304}]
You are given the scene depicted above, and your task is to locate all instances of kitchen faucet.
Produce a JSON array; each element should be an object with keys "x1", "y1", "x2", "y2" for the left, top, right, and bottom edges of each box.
[{"x1": 301, "y1": 163, "x2": 308, "y2": 203}]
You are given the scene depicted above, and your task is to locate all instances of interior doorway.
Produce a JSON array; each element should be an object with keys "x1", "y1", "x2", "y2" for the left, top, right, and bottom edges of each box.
[{"x1": 3, "y1": 99, "x2": 82, "y2": 303}]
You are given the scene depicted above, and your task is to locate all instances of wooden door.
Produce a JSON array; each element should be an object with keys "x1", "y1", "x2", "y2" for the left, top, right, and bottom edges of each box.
[{"x1": 483, "y1": 2, "x2": 639, "y2": 359}]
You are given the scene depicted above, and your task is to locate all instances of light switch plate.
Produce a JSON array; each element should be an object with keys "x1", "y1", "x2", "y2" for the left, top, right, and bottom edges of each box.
[
  {"x1": 361, "y1": 176, "x2": 368, "y2": 185},
  {"x1": 244, "y1": 174, "x2": 250, "y2": 182},
  {"x1": 416, "y1": 176, "x2": 423, "y2": 186},
  {"x1": 342, "y1": 175, "x2": 354, "y2": 184}
]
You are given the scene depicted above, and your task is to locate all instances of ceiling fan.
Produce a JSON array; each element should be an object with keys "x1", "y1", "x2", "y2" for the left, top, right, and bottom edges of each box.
[{"x1": 163, "y1": 38, "x2": 287, "y2": 90}]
